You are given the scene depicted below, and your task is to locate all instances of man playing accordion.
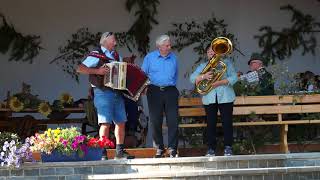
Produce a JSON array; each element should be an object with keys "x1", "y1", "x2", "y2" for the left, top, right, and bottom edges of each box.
[{"x1": 77, "y1": 32, "x2": 133, "y2": 160}]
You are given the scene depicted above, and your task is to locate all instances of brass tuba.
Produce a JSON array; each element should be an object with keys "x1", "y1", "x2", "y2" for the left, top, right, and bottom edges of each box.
[{"x1": 195, "y1": 37, "x2": 233, "y2": 94}]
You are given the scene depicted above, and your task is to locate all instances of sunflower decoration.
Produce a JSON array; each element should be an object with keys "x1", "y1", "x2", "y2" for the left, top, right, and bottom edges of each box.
[
  {"x1": 59, "y1": 92, "x2": 73, "y2": 105},
  {"x1": 9, "y1": 96, "x2": 24, "y2": 112},
  {"x1": 38, "y1": 102, "x2": 52, "y2": 117},
  {"x1": 0, "y1": 101, "x2": 6, "y2": 108}
]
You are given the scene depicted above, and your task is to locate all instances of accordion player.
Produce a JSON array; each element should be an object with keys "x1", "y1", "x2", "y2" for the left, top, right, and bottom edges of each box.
[{"x1": 103, "y1": 62, "x2": 150, "y2": 101}]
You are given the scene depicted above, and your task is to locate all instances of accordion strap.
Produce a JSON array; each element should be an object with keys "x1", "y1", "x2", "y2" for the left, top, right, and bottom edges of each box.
[{"x1": 87, "y1": 52, "x2": 113, "y2": 63}]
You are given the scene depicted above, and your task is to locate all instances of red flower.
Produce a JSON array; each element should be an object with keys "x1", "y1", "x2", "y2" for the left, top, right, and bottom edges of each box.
[{"x1": 87, "y1": 136, "x2": 115, "y2": 149}]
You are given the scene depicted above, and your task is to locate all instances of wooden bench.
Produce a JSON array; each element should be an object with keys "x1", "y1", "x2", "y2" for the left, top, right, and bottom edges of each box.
[
  {"x1": 0, "y1": 108, "x2": 87, "y2": 138},
  {"x1": 178, "y1": 94, "x2": 320, "y2": 153}
]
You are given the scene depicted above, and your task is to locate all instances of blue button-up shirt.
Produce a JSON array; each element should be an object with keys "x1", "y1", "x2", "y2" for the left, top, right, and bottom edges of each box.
[
  {"x1": 141, "y1": 50, "x2": 178, "y2": 87},
  {"x1": 82, "y1": 46, "x2": 122, "y2": 68},
  {"x1": 189, "y1": 58, "x2": 238, "y2": 105}
]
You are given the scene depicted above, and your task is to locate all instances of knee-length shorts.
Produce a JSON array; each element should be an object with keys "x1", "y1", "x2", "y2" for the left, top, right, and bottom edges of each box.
[{"x1": 93, "y1": 88, "x2": 127, "y2": 125}]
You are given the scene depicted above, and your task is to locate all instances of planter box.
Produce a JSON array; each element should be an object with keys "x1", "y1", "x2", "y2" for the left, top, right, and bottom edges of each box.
[{"x1": 41, "y1": 147, "x2": 103, "y2": 162}]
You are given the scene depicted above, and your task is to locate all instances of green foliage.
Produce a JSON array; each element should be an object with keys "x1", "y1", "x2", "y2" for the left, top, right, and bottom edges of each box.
[
  {"x1": 49, "y1": 28, "x2": 140, "y2": 82},
  {"x1": 51, "y1": 0, "x2": 160, "y2": 81},
  {"x1": 10, "y1": 83, "x2": 42, "y2": 109},
  {"x1": 255, "y1": 5, "x2": 320, "y2": 65},
  {"x1": 0, "y1": 13, "x2": 42, "y2": 63},
  {"x1": 233, "y1": 126, "x2": 274, "y2": 155},
  {"x1": 0, "y1": 132, "x2": 20, "y2": 147},
  {"x1": 167, "y1": 14, "x2": 240, "y2": 77},
  {"x1": 234, "y1": 81, "x2": 262, "y2": 96},
  {"x1": 49, "y1": 28, "x2": 102, "y2": 82},
  {"x1": 125, "y1": 0, "x2": 159, "y2": 56}
]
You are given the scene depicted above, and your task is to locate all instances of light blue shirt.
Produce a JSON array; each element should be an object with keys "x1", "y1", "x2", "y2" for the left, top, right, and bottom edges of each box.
[
  {"x1": 82, "y1": 46, "x2": 122, "y2": 68},
  {"x1": 189, "y1": 58, "x2": 238, "y2": 105},
  {"x1": 141, "y1": 50, "x2": 178, "y2": 87}
]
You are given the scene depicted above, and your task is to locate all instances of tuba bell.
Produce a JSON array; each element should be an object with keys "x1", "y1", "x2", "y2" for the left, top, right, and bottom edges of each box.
[{"x1": 195, "y1": 37, "x2": 233, "y2": 94}]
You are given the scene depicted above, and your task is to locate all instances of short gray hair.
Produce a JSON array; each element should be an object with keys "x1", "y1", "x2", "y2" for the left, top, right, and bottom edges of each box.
[
  {"x1": 99, "y1": 32, "x2": 113, "y2": 45},
  {"x1": 156, "y1": 34, "x2": 170, "y2": 46}
]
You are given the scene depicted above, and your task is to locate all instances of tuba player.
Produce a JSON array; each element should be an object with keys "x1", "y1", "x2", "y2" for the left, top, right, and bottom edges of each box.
[{"x1": 189, "y1": 41, "x2": 238, "y2": 156}]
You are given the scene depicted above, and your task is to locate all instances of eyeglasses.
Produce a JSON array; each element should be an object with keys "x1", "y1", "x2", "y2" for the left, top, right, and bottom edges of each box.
[{"x1": 106, "y1": 32, "x2": 113, "y2": 37}]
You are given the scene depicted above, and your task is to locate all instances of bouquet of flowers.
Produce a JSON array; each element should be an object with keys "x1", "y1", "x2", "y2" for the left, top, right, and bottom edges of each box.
[
  {"x1": 0, "y1": 132, "x2": 33, "y2": 168},
  {"x1": 29, "y1": 127, "x2": 114, "y2": 157}
]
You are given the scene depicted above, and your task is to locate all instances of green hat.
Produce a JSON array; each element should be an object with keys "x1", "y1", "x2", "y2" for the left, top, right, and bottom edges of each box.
[{"x1": 248, "y1": 53, "x2": 264, "y2": 65}]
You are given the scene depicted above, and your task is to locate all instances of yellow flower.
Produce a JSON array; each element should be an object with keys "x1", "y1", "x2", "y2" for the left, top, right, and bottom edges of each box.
[
  {"x1": 54, "y1": 137, "x2": 60, "y2": 142},
  {"x1": 38, "y1": 102, "x2": 52, "y2": 117},
  {"x1": 59, "y1": 93, "x2": 73, "y2": 104},
  {"x1": 9, "y1": 97, "x2": 24, "y2": 112},
  {"x1": 54, "y1": 128, "x2": 61, "y2": 134}
]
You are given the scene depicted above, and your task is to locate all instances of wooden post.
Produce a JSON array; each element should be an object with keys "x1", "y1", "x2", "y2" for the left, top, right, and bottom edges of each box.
[
  {"x1": 280, "y1": 124, "x2": 289, "y2": 153},
  {"x1": 277, "y1": 104, "x2": 282, "y2": 121}
]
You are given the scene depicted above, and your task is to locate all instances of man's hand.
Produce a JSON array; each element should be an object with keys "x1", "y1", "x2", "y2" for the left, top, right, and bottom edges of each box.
[
  {"x1": 96, "y1": 66, "x2": 109, "y2": 75},
  {"x1": 123, "y1": 54, "x2": 137, "y2": 63}
]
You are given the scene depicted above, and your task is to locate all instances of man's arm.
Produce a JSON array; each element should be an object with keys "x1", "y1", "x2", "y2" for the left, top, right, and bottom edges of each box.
[{"x1": 77, "y1": 64, "x2": 109, "y2": 75}]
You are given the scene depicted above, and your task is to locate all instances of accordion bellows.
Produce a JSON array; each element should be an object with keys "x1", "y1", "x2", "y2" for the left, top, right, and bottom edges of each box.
[{"x1": 103, "y1": 62, "x2": 149, "y2": 101}]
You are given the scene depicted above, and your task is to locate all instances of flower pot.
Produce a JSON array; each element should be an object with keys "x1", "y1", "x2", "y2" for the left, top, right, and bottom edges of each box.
[{"x1": 41, "y1": 147, "x2": 103, "y2": 162}]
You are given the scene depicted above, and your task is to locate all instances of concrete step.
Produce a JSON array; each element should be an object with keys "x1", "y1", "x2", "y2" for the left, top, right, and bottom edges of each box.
[
  {"x1": 85, "y1": 166, "x2": 320, "y2": 180},
  {"x1": 1, "y1": 153, "x2": 320, "y2": 179}
]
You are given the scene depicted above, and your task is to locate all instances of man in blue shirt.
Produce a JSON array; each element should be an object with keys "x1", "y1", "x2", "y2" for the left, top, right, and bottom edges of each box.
[
  {"x1": 141, "y1": 34, "x2": 179, "y2": 158},
  {"x1": 77, "y1": 32, "x2": 133, "y2": 160}
]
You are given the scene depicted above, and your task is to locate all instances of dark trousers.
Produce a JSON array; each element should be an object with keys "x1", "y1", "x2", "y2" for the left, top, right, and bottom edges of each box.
[
  {"x1": 147, "y1": 85, "x2": 179, "y2": 151},
  {"x1": 124, "y1": 98, "x2": 139, "y2": 131},
  {"x1": 204, "y1": 101, "x2": 234, "y2": 150}
]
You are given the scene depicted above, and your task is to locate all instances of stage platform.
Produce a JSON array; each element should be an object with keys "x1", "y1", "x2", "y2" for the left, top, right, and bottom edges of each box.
[{"x1": 1, "y1": 153, "x2": 320, "y2": 179}]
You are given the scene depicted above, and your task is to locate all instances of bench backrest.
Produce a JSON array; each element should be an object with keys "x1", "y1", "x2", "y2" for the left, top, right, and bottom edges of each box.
[{"x1": 178, "y1": 94, "x2": 320, "y2": 117}]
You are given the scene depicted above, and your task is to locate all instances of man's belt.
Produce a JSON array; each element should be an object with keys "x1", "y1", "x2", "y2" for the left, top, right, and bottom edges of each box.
[{"x1": 150, "y1": 84, "x2": 175, "y2": 91}]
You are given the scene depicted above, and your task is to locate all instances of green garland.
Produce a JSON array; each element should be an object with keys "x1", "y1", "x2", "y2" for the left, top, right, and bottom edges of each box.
[
  {"x1": 51, "y1": 0, "x2": 160, "y2": 81},
  {"x1": 0, "y1": 13, "x2": 42, "y2": 63},
  {"x1": 49, "y1": 28, "x2": 102, "y2": 82},
  {"x1": 255, "y1": 5, "x2": 320, "y2": 65},
  {"x1": 167, "y1": 14, "x2": 240, "y2": 77},
  {"x1": 125, "y1": 0, "x2": 159, "y2": 56}
]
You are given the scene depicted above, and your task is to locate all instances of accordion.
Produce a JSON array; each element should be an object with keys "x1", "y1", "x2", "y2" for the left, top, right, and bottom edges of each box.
[{"x1": 103, "y1": 62, "x2": 150, "y2": 101}]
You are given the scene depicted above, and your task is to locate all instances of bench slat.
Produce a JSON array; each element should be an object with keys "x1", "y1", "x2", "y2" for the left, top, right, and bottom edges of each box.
[
  {"x1": 179, "y1": 94, "x2": 320, "y2": 106},
  {"x1": 179, "y1": 104, "x2": 320, "y2": 116},
  {"x1": 178, "y1": 120, "x2": 320, "y2": 128}
]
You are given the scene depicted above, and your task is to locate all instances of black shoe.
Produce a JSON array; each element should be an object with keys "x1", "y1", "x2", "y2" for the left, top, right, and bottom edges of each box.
[
  {"x1": 154, "y1": 149, "x2": 165, "y2": 158},
  {"x1": 205, "y1": 149, "x2": 215, "y2": 157},
  {"x1": 169, "y1": 150, "x2": 179, "y2": 158},
  {"x1": 224, "y1": 146, "x2": 233, "y2": 156},
  {"x1": 115, "y1": 149, "x2": 135, "y2": 160}
]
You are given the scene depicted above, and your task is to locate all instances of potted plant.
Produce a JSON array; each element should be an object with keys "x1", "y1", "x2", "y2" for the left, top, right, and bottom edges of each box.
[
  {"x1": 0, "y1": 132, "x2": 33, "y2": 168},
  {"x1": 29, "y1": 127, "x2": 114, "y2": 162}
]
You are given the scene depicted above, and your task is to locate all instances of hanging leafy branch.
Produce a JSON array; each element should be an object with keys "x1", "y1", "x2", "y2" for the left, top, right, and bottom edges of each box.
[
  {"x1": 125, "y1": 0, "x2": 159, "y2": 56},
  {"x1": 0, "y1": 13, "x2": 42, "y2": 63},
  {"x1": 49, "y1": 28, "x2": 101, "y2": 81},
  {"x1": 255, "y1": 5, "x2": 320, "y2": 65},
  {"x1": 49, "y1": 28, "x2": 133, "y2": 82},
  {"x1": 167, "y1": 14, "x2": 240, "y2": 77},
  {"x1": 51, "y1": 0, "x2": 160, "y2": 82}
]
